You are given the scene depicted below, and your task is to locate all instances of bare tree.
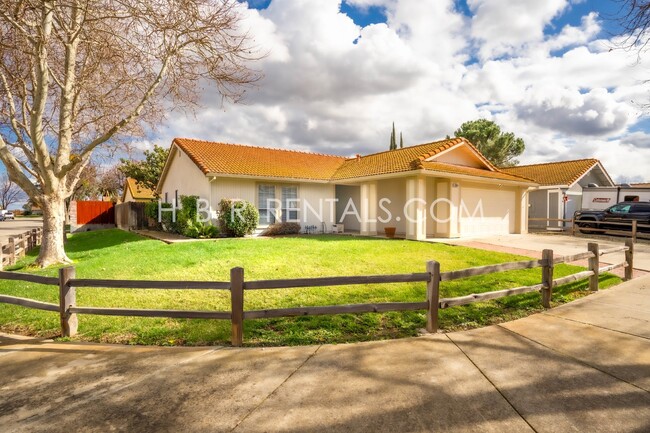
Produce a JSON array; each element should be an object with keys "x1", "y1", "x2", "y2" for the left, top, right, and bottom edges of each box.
[
  {"x1": 0, "y1": 175, "x2": 26, "y2": 210},
  {"x1": 0, "y1": 1, "x2": 259, "y2": 266},
  {"x1": 617, "y1": 1, "x2": 650, "y2": 49}
]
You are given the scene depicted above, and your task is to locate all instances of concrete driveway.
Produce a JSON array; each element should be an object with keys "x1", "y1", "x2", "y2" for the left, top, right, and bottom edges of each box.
[
  {"x1": 1, "y1": 275, "x2": 648, "y2": 433},
  {"x1": 0, "y1": 218, "x2": 43, "y2": 244},
  {"x1": 447, "y1": 233, "x2": 650, "y2": 275}
]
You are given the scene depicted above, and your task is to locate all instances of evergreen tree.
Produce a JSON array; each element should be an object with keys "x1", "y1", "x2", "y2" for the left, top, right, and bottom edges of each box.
[
  {"x1": 389, "y1": 122, "x2": 397, "y2": 150},
  {"x1": 400, "y1": 132, "x2": 404, "y2": 148},
  {"x1": 454, "y1": 119, "x2": 525, "y2": 167}
]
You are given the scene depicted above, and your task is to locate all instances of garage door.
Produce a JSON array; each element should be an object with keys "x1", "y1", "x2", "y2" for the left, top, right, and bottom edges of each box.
[{"x1": 459, "y1": 187, "x2": 516, "y2": 236}]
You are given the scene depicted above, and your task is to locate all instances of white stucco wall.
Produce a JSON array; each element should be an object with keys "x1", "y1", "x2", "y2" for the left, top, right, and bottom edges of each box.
[
  {"x1": 335, "y1": 185, "x2": 361, "y2": 232},
  {"x1": 160, "y1": 146, "x2": 211, "y2": 205},
  {"x1": 375, "y1": 178, "x2": 407, "y2": 234},
  {"x1": 212, "y1": 177, "x2": 335, "y2": 230}
]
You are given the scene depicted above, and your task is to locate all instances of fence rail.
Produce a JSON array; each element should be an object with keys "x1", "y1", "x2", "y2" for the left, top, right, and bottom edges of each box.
[
  {"x1": 0, "y1": 228, "x2": 43, "y2": 269},
  {"x1": 0, "y1": 240, "x2": 634, "y2": 346},
  {"x1": 529, "y1": 217, "x2": 650, "y2": 242}
]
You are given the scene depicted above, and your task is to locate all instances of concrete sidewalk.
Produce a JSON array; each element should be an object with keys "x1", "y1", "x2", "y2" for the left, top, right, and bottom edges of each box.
[{"x1": 1, "y1": 276, "x2": 649, "y2": 432}]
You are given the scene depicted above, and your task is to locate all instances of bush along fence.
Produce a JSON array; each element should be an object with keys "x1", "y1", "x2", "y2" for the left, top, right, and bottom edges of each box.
[
  {"x1": 0, "y1": 228, "x2": 43, "y2": 270},
  {"x1": 0, "y1": 240, "x2": 634, "y2": 346}
]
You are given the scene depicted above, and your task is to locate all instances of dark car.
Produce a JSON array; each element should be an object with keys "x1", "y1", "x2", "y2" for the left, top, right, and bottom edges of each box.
[{"x1": 574, "y1": 201, "x2": 650, "y2": 233}]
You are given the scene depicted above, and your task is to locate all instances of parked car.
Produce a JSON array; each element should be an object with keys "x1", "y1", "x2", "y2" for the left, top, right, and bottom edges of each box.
[
  {"x1": 575, "y1": 201, "x2": 650, "y2": 234},
  {"x1": 3, "y1": 211, "x2": 14, "y2": 220}
]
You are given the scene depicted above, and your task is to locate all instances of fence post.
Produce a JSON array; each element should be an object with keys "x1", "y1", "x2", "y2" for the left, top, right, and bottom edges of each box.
[
  {"x1": 624, "y1": 239, "x2": 634, "y2": 281},
  {"x1": 631, "y1": 220, "x2": 637, "y2": 243},
  {"x1": 230, "y1": 267, "x2": 244, "y2": 347},
  {"x1": 30, "y1": 229, "x2": 37, "y2": 249},
  {"x1": 541, "y1": 249, "x2": 554, "y2": 308},
  {"x1": 588, "y1": 242, "x2": 599, "y2": 291},
  {"x1": 426, "y1": 260, "x2": 441, "y2": 333},
  {"x1": 7, "y1": 237, "x2": 15, "y2": 265},
  {"x1": 58, "y1": 266, "x2": 78, "y2": 337},
  {"x1": 17, "y1": 234, "x2": 24, "y2": 259},
  {"x1": 571, "y1": 218, "x2": 576, "y2": 237}
]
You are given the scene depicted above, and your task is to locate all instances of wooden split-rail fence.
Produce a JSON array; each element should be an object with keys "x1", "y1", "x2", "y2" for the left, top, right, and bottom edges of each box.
[
  {"x1": 0, "y1": 240, "x2": 634, "y2": 346},
  {"x1": 0, "y1": 228, "x2": 43, "y2": 270}
]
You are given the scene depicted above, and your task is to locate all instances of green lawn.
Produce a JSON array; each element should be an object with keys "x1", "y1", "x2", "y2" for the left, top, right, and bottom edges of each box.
[{"x1": 0, "y1": 229, "x2": 620, "y2": 346}]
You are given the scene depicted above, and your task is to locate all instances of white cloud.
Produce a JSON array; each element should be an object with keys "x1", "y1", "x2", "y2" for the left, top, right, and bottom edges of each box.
[
  {"x1": 152, "y1": 0, "x2": 650, "y2": 182},
  {"x1": 468, "y1": 0, "x2": 569, "y2": 60}
]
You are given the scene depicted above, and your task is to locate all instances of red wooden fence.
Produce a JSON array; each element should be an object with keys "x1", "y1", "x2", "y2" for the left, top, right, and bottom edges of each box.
[{"x1": 76, "y1": 201, "x2": 115, "y2": 225}]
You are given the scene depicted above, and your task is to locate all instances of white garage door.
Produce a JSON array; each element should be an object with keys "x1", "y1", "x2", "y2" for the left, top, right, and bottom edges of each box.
[{"x1": 459, "y1": 187, "x2": 516, "y2": 236}]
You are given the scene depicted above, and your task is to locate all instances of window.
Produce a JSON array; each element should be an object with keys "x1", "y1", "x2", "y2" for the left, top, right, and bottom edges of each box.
[
  {"x1": 624, "y1": 195, "x2": 640, "y2": 202},
  {"x1": 631, "y1": 204, "x2": 650, "y2": 213},
  {"x1": 281, "y1": 186, "x2": 299, "y2": 222},
  {"x1": 609, "y1": 204, "x2": 631, "y2": 214},
  {"x1": 258, "y1": 185, "x2": 276, "y2": 224}
]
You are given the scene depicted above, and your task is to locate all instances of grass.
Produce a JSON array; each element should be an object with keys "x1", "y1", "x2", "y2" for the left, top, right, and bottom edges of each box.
[{"x1": 0, "y1": 229, "x2": 620, "y2": 346}]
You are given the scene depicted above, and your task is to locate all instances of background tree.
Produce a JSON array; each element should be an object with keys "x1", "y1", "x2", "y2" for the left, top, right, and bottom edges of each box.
[
  {"x1": 119, "y1": 145, "x2": 170, "y2": 193},
  {"x1": 0, "y1": 1, "x2": 259, "y2": 266},
  {"x1": 389, "y1": 122, "x2": 397, "y2": 150},
  {"x1": 0, "y1": 174, "x2": 26, "y2": 210},
  {"x1": 454, "y1": 119, "x2": 525, "y2": 167},
  {"x1": 400, "y1": 132, "x2": 404, "y2": 148}
]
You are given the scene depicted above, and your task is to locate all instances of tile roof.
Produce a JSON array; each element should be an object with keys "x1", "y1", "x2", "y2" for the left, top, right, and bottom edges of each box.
[
  {"x1": 331, "y1": 137, "x2": 499, "y2": 180},
  {"x1": 173, "y1": 138, "x2": 346, "y2": 181},
  {"x1": 500, "y1": 159, "x2": 601, "y2": 186},
  {"x1": 124, "y1": 177, "x2": 155, "y2": 200},
  {"x1": 419, "y1": 161, "x2": 534, "y2": 183},
  {"x1": 630, "y1": 182, "x2": 650, "y2": 188},
  {"x1": 168, "y1": 137, "x2": 535, "y2": 185}
]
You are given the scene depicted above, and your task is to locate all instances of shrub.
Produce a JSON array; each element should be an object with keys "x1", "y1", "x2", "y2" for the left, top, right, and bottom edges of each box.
[
  {"x1": 264, "y1": 222, "x2": 301, "y2": 236},
  {"x1": 144, "y1": 201, "x2": 159, "y2": 220},
  {"x1": 184, "y1": 220, "x2": 220, "y2": 238},
  {"x1": 219, "y1": 199, "x2": 259, "y2": 237}
]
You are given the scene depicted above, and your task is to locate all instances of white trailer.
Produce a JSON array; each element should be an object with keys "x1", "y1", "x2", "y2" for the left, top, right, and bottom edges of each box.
[{"x1": 581, "y1": 186, "x2": 650, "y2": 210}]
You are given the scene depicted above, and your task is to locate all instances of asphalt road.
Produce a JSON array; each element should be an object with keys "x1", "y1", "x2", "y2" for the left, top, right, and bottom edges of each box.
[{"x1": 0, "y1": 218, "x2": 43, "y2": 244}]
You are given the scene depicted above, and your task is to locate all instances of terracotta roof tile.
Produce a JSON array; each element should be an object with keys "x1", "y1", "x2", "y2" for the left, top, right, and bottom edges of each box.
[
  {"x1": 125, "y1": 177, "x2": 155, "y2": 200},
  {"x1": 419, "y1": 162, "x2": 535, "y2": 183},
  {"x1": 501, "y1": 159, "x2": 600, "y2": 186},
  {"x1": 173, "y1": 138, "x2": 346, "y2": 181},
  {"x1": 332, "y1": 137, "x2": 465, "y2": 180},
  {"x1": 169, "y1": 137, "x2": 534, "y2": 185}
]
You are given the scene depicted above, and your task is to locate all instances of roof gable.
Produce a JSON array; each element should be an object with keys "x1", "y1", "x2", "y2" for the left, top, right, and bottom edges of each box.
[
  {"x1": 500, "y1": 159, "x2": 612, "y2": 187},
  {"x1": 424, "y1": 141, "x2": 494, "y2": 170},
  {"x1": 332, "y1": 137, "x2": 465, "y2": 180},
  {"x1": 123, "y1": 178, "x2": 155, "y2": 201}
]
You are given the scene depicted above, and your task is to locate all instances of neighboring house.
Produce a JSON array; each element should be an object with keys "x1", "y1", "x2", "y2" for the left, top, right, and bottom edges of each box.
[
  {"x1": 122, "y1": 178, "x2": 155, "y2": 203},
  {"x1": 157, "y1": 137, "x2": 536, "y2": 239},
  {"x1": 501, "y1": 159, "x2": 614, "y2": 229}
]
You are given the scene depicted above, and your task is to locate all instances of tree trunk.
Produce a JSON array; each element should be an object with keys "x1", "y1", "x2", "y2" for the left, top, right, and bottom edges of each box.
[{"x1": 37, "y1": 196, "x2": 71, "y2": 267}]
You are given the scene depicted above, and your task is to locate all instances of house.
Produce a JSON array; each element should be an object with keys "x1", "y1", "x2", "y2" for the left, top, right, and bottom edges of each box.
[
  {"x1": 501, "y1": 159, "x2": 614, "y2": 229},
  {"x1": 157, "y1": 137, "x2": 537, "y2": 239},
  {"x1": 122, "y1": 177, "x2": 155, "y2": 203}
]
